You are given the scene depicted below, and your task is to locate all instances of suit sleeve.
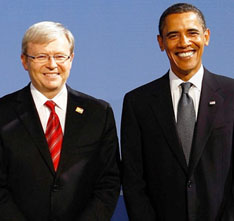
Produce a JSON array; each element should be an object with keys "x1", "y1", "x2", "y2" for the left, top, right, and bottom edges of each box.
[
  {"x1": 219, "y1": 91, "x2": 234, "y2": 221},
  {"x1": 0, "y1": 139, "x2": 28, "y2": 221},
  {"x1": 221, "y1": 190, "x2": 234, "y2": 221},
  {"x1": 78, "y1": 105, "x2": 121, "y2": 221},
  {"x1": 121, "y1": 94, "x2": 156, "y2": 221},
  {"x1": 221, "y1": 131, "x2": 234, "y2": 220}
]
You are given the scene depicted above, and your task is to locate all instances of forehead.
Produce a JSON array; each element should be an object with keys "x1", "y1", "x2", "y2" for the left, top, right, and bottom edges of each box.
[
  {"x1": 27, "y1": 35, "x2": 71, "y2": 53},
  {"x1": 163, "y1": 12, "x2": 203, "y2": 33}
]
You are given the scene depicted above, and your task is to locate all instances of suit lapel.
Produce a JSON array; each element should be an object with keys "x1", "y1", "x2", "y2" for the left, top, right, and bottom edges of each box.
[
  {"x1": 14, "y1": 85, "x2": 55, "y2": 175},
  {"x1": 149, "y1": 73, "x2": 188, "y2": 174},
  {"x1": 188, "y1": 70, "x2": 223, "y2": 176},
  {"x1": 57, "y1": 86, "x2": 87, "y2": 174}
]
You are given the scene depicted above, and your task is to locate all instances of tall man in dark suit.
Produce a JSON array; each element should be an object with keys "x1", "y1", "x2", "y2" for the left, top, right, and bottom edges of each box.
[
  {"x1": 121, "y1": 3, "x2": 234, "y2": 221},
  {"x1": 0, "y1": 21, "x2": 120, "y2": 221}
]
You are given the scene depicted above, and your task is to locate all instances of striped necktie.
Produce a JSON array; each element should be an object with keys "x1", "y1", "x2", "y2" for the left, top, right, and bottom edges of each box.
[{"x1": 45, "y1": 100, "x2": 63, "y2": 171}]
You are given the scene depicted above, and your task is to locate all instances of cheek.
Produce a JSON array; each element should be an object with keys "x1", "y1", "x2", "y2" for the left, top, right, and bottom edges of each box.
[
  {"x1": 29, "y1": 62, "x2": 41, "y2": 71},
  {"x1": 165, "y1": 49, "x2": 176, "y2": 61},
  {"x1": 192, "y1": 37, "x2": 203, "y2": 47},
  {"x1": 63, "y1": 64, "x2": 72, "y2": 73},
  {"x1": 164, "y1": 42, "x2": 176, "y2": 54}
]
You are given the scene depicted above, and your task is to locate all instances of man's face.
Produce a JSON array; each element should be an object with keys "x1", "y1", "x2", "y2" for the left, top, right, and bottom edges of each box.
[
  {"x1": 157, "y1": 12, "x2": 210, "y2": 81},
  {"x1": 21, "y1": 35, "x2": 74, "y2": 98}
]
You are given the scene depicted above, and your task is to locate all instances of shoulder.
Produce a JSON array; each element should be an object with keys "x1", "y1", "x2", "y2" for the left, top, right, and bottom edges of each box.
[
  {"x1": 67, "y1": 86, "x2": 116, "y2": 128},
  {"x1": 205, "y1": 69, "x2": 234, "y2": 91},
  {"x1": 0, "y1": 85, "x2": 29, "y2": 106},
  {"x1": 213, "y1": 74, "x2": 234, "y2": 87},
  {"x1": 124, "y1": 73, "x2": 169, "y2": 101}
]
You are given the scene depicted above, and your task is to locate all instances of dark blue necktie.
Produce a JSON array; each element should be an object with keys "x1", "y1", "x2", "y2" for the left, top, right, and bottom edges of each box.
[{"x1": 177, "y1": 82, "x2": 196, "y2": 164}]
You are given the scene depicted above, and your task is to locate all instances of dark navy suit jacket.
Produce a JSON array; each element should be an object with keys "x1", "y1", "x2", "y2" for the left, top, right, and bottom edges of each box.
[
  {"x1": 121, "y1": 69, "x2": 234, "y2": 220},
  {"x1": 0, "y1": 85, "x2": 120, "y2": 221}
]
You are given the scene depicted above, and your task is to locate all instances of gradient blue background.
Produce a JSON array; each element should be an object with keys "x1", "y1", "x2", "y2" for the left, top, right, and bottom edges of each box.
[{"x1": 0, "y1": 0, "x2": 233, "y2": 220}]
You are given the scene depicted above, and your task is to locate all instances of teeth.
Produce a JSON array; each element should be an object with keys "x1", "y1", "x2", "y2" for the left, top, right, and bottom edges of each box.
[
  {"x1": 44, "y1": 73, "x2": 59, "y2": 76},
  {"x1": 177, "y1": 51, "x2": 194, "y2": 57}
]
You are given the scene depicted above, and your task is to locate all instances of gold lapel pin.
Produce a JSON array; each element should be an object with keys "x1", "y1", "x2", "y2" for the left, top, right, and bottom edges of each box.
[
  {"x1": 209, "y1": 101, "x2": 216, "y2": 105},
  {"x1": 75, "y1": 107, "x2": 84, "y2": 114}
]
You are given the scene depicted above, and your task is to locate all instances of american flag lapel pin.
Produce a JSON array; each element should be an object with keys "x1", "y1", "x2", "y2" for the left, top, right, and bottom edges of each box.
[
  {"x1": 209, "y1": 101, "x2": 216, "y2": 106},
  {"x1": 75, "y1": 106, "x2": 84, "y2": 114}
]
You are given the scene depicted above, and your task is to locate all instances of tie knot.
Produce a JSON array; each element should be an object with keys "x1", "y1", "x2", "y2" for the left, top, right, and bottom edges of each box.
[
  {"x1": 181, "y1": 82, "x2": 192, "y2": 94},
  {"x1": 45, "y1": 100, "x2": 56, "y2": 113}
]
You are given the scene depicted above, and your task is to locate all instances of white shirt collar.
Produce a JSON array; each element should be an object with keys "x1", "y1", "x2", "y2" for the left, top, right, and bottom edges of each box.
[
  {"x1": 169, "y1": 65, "x2": 204, "y2": 91},
  {"x1": 30, "y1": 83, "x2": 67, "y2": 111}
]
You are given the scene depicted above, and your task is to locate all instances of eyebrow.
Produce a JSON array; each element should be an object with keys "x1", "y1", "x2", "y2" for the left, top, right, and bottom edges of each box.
[
  {"x1": 166, "y1": 28, "x2": 200, "y2": 37},
  {"x1": 187, "y1": 28, "x2": 200, "y2": 32}
]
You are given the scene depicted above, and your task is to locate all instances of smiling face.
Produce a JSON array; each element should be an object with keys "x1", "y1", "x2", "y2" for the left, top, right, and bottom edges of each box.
[
  {"x1": 157, "y1": 12, "x2": 210, "y2": 81},
  {"x1": 21, "y1": 34, "x2": 74, "y2": 98}
]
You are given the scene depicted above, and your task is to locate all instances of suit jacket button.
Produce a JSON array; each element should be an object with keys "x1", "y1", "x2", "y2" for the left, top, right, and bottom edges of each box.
[
  {"x1": 52, "y1": 184, "x2": 59, "y2": 192},
  {"x1": 187, "y1": 180, "x2": 192, "y2": 188}
]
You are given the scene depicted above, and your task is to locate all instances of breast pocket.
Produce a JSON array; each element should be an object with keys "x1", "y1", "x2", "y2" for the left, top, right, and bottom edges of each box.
[
  {"x1": 211, "y1": 122, "x2": 232, "y2": 136},
  {"x1": 68, "y1": 141, "x2": 100, "y2": 155}
]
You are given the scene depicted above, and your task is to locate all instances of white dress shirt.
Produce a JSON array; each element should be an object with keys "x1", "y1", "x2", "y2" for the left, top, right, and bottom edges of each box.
[
  {"x1": 169, "y1": 65, "x2": 204, "y2": 122},
  {"x1": 30, "y1": 83, "x2": 68, "y2": 133}
]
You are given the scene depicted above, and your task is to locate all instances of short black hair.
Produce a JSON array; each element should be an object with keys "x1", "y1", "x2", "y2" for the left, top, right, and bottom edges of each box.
[{"x1": 158, "y1": 3, "x2": 207, "y2": 36}]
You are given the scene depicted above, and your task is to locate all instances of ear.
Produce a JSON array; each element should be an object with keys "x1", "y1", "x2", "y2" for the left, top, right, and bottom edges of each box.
[
  {"x1": 70, "y1": 52, "x2": 74, "y2": 62},
  {"x1": 68, "y1": 53, "x2": 75, "y2": 69},
  {"x1": 21, "y1": 54, "x2": 29, "y2": 71},
  {"x1": 157, "y1": 35, "x2": 165, "y2": 51},
  {"x1": 204, "y1": 28, "x2": 210, "y2": 46}
]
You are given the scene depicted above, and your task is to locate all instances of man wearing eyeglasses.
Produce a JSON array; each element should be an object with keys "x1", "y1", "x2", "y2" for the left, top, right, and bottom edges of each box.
[{"x1": 0, "y1": 21, "x2": 120, "y2": 221}]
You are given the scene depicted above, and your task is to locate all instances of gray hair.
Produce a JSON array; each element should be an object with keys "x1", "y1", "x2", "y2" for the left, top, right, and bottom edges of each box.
[{"x1": 22, "y1": 21, "x2": 74, "y2": 54}]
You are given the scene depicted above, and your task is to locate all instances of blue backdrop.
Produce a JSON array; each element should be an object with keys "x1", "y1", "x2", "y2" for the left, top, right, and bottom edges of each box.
[{"x1": 0, "y1": 0, "x2": 233, "y2": 220}]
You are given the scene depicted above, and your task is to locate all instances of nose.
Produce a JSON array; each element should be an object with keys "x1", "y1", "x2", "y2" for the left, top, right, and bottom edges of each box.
[
  {"x1": 46, "y1": 56, "x2": 58, "y2": 69},
  {"x1": 178, "y1": 35, "x2": 191, "y2": 47}
]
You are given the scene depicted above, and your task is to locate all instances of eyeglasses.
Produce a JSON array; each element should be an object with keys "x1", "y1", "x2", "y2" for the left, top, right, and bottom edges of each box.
[{"x1": 24, "y1": 53, "x2": 71, "y2": 63}]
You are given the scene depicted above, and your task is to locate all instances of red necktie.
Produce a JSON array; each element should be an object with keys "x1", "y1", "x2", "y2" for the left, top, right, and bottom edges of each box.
[{"x1": 45, "y1": 100, "x2": 63, "y2": 171}]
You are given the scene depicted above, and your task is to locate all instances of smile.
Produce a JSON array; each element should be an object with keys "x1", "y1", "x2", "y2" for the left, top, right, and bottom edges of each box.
[
  {"x1": 43, "y1": 73, "x2": 60, "y2": 77},
  {"x1": 176, "y1": 51, "x2": 195, "y2": 58}
]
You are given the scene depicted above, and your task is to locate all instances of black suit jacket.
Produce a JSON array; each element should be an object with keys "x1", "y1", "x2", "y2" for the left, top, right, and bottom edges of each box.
[
  {"x1": 121, "y1": 69, "x2": 234, "y2": 221},
  {"x1": 0, "y1": 85, "x2": 120, "y2": 221}
]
